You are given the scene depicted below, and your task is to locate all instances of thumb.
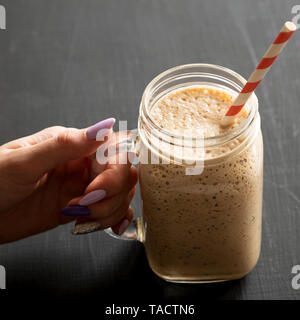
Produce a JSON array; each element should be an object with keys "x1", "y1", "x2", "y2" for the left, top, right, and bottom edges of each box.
[{"x1": 19, "y1": 118, "x2": 115, "y2": 178}]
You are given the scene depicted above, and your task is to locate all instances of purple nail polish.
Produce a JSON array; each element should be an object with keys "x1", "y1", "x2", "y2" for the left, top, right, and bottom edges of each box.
[
  {"x1": 61, "y1": 205, "x2": 90, "y2": 217},
  {"x1": 79, "y1": 189, "x2": 106, "y2": 206},
  {"x1": 118, "y1": 219, "x2": 130, "y2": 235},
  {"x1": 86, "y1": 118, "x2": 115, "y2": 140},
  {"x1": 95, "y1": 128, "x2": 111, "y2": 141}
]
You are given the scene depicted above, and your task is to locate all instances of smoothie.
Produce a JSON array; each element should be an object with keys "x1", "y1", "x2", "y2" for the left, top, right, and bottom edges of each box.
[{"x1": 139, "y1": 86, "x2": 263, "y2": 282}]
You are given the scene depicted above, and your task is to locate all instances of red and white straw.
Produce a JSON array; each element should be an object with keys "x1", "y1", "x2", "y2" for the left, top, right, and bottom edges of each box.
[{"x1": 222, "y1": 21, "x2": 296, "y2": 126}]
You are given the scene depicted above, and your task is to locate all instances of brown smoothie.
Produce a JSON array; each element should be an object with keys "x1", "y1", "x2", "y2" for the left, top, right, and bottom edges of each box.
[{"x1": 139, "y1": 86, "x2": 263, "y2": 282}]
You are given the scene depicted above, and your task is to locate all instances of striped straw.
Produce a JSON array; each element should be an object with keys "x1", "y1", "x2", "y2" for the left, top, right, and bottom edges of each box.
[{"x1": 222, "y1": 21, "x2": 296, "y2": 126}]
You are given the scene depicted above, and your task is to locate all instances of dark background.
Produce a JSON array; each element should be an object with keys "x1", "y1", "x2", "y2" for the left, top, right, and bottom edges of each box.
[{"x1": 0, "y1": 0, "x2": 299, "y2": 300}]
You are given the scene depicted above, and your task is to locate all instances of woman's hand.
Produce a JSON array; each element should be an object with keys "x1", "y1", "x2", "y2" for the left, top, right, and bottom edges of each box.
[{"x1": 0, "y1": 119, "x2": 137, "y2": 244}]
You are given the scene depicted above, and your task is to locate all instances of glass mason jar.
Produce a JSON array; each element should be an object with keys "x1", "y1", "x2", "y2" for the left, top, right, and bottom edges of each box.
[{"x1": 105, "y1": 64, "x2": 263, "y2": 283}]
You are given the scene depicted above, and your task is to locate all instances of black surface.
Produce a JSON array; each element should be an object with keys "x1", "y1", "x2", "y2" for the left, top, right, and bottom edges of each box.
[{"x1": 0, "y1": 0, "x2": 299, "y2": 300}]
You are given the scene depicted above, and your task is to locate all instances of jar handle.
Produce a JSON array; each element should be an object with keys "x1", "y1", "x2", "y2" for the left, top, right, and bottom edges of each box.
[
  {"x1": 104, "y1": 129, "x2": 145, "y2": 242},
  {"x1": 72, "y1": 129, "x2": 145, "y2": 243}
]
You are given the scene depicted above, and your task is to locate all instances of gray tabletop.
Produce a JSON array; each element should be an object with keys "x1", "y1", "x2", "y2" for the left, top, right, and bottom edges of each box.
[{"x1": 0, "y1": 0, "x2": 299, "y2": 300}]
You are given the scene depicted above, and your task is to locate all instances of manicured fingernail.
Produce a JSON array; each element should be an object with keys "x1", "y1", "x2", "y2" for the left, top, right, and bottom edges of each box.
[
  {"x1": 61, "y1": 205, "x2": 90, "y2": 217},
  {"x1": 86, "y1": 118, "x2": 115, "y2": 140},
  {"x1": 79, "y1": 189, "x2": 106, "y2": 206},
  {"x1": 118, "y1": 219, "x2": 130, "y2": 235},
  {"x1": 96, "y1": 128, "x2": 111, "y2": 141},
  {"x1": 72, "y1": 221, "x2": 101, "y2": 235}
]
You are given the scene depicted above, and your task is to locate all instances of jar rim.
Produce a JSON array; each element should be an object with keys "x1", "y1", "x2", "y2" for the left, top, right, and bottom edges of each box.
[{"x1": 140, "y1": 63, "x2": 258, "y2": 148}]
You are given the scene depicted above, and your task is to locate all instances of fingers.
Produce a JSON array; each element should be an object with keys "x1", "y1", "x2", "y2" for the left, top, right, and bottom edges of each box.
[
  {"x1": 63, "y1": 164, "x2": 137, "y2": 211},
  {"x1": 84, "y1": 165, "x2": 138, "y2": 200},
  {"x1": 1, "y1": 126, "x2": 66, "y2": 149},
  {"x1": 95, "y1": 188, "x2": 134, "y2": 229},
  {"x1": 111, "y1": 207, "x2": 134, "y2": 235},
  {"x1": 62, "y1": 178, "x2": 136, "y2": 219},
  {"x1": 95, "y1": 131, "x2": 136, "y2": 167},
  {"x1": 87, "y1": 185, "x2": 135, "y2": 220},
  {"x1": 90, "y1": 131, "x2": 135, "y2": 178},
  {"x1": 72, "y1": 207, "x2": 134, "y2": 236},
  {"x1": 8, "y1": 118, "x2": 115, "y2": 181},
  {"x1": 72, "y1": 193, "x2": 135, "y2": 235}
]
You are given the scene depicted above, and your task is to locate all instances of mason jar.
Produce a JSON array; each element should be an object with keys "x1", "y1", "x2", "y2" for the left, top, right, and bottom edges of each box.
[{"x1": 105, "y1": 64, "x2": 263, "y2": 283}]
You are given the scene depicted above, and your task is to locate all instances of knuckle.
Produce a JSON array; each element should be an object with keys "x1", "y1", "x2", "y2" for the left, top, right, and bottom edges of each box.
[
  {"x1": 106, "y1": 169, "x2": 125, "y2": 191},
  {"x1": 101, "y1": 203, "x2": 129, "y2": 228},
  {"x1": 78, "y1": 129, "x2": 87, "y2": 142},
  {"x1": 56, "y1": 130, "x2": 74, "y2": 147},
  {"x1": 48, "y1": 125, "x2": 65, "y2": 132},
  {"x1": 38, "y1": 126, "x2": 66, "y2": 139}
]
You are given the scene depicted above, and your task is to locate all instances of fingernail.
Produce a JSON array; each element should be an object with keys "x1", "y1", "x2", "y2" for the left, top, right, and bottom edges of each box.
[
  {"x1": 61, "y1": 205, "x2": 90, "y2": 217},
  {"x1": 118, "y1": 219, "x2": 130, "y2": 235},
  {"x1": 79, "y1": 189, "x2": 106, "y2": 206},
  {"x1": 86, "y1": 118, "x2": 115, "y2": 140},
  {"x1": 96, "y1": 128, "x2": 111, "y2": 141},
  {"x1": 72, "y1": 221, "x2": 101, "y2": 235}
]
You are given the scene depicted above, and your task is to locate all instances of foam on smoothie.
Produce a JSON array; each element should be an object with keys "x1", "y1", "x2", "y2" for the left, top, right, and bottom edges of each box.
[{"x1": 150, "y1": 87, "x2": 247, "y2": 138}]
